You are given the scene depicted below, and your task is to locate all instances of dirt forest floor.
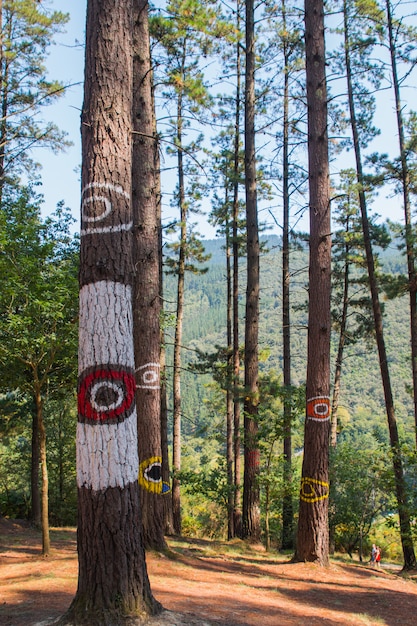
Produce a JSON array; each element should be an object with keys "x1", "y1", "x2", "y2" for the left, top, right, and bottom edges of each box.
[{"x1": 1, "y1": 519, "x2": 417, "y2": 626}]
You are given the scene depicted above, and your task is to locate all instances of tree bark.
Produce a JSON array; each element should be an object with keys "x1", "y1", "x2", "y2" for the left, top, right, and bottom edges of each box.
[
  {"x1": 59, "y1": 1, "x2": 161, "y2": 622},
  {"x1": 295, "y1": 0, "x2": 331, "y2": 565},
  {"x1": 242, "y1": 0, "x2": 261, "y2": 542},
  {"x1": 132, "y1": 0, "x2": 167, "y2": 552}
]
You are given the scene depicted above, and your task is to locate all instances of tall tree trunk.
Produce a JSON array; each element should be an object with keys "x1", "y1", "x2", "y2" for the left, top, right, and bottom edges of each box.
[
  {"x1": 157, "y1": 108, "x2": 174, "y2": 538},
  {"x1": 242, "y1": 0, "x2": 261, "y2": 542},
  {"x1": 343, "y1": 0, "x2": 416, "y2": 570},
  {"x1": 226, "y1": 220, "x2": 234, "y2": 540},
  {"x1": 331, "y1": 236, "x2": 350, "y2": 447},
  {"x1": 132, "y1": 0, "x2": 167, "y2": 552},
  {"x1": 60, "y1": 1, "x2": 161, "y2": 622},
  {"x1": 35, "y1": 383, "x2": 50, "y2": 556},
  {"x1": 172, "y1": 53, "x2": 187, "y2": 536},
  {"x1": 385, "y1": 0, "x2": 417, "y2": 448},
  {"x1": 30, "y1": 404, "x2": 41, "y2": 526},
  {"x1": 57, "y1": 408, "x2": 65, "y2": 526},
  {"x1": 281, "y1": 0, "x2": 294, "y2": 551},
  {"x1": 232, "y1": 0, "x2": 242, "y2": 539},
  {"x1": 295, "y1": 0, "x2": 331, "y2": 566},
  {"x1": 329, "y1": 224, "x2": 350, "y2": 554}
]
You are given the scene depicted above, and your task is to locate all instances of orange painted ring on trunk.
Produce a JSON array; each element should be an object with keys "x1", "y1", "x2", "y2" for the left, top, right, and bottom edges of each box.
[{"x1": 307, "y1": 396, "x2": 330, "y2": 421}]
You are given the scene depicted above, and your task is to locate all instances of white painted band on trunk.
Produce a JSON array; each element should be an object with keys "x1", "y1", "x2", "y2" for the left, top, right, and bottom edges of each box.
[
  {"x1": 78, "y1": 280, "x2": 137, "y2": 490},
  {"x1": 78, "y1": 281, "x2": 134, "y2": 371},
  {"x1": 76, "y1": 411, "x2": 139, "y2": 491}
]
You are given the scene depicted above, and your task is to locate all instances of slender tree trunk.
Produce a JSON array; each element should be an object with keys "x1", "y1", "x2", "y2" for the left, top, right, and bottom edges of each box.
[
  {"x1": 226, "y1": 220, "x2": 234, "y2": 540},
  {"x1": 385, "y1": 0, "x2": 417, "y2": 448},
  {"x1": 232, "y1": 0, "x2": 242, "y2": 539},
  {"x1": 160, "y1": 337, "x2": 174, "y2": 535},
  {"x1": 157, "y1": 116, "x2": 174, "y2": 537},
  {"x1": 132, "y1": 0, "x2": 166, "y2": 551},
  {"x1": 242, "y1": 0, "x2": 261, "y2": 542},
  {"x1": 264, "y1": 443, "x2": 275, "y2": 552},
  {"x1": 35, "y1": 384, "x2": 50, "y2": 556},
  {"x1": 343, "y1": 0, "x2": 416, "y2": 570},
  {"x1": 59, "y1": 1, "x2": 161, "y2": 621},
  {"x1": 30, "y1": 404, "x2": 41, "y2": 526},
  {"x1": 281, "y1": 0, "x2": 294, "y2": 551},
  {"x1": 331, "y1": 237, "x2": 350, "y2": 447},
  {"x1": 295, "y1": 0, "x2": 331, "y2": 566},
  {"x1": 329, "y1": 234, "x2": 350, "y2": 555},
  {"x1": 57, "y1": 409, "x2": 65, "y2": 526},
  {"x1": 172, "y1": 52, "x2": 187, "y2": 535}
]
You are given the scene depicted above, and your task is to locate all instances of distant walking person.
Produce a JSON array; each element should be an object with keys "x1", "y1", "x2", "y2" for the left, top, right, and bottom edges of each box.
[
  {"x1": 375, "y1": 546, "x2": 381, "y2": 567},
  {"x1": 370, "y1": 544, "x2": 377, "y2": 566}
]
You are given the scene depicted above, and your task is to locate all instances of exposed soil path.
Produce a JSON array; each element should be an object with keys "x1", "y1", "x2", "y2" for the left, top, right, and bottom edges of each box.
[{"x1": 1, "y1": 519, "x2": 417, "y2": 626}]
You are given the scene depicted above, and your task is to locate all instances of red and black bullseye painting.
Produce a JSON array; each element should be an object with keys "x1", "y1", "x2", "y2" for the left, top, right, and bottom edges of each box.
[{"x1": 78, "y1": 365, "x2": 136, "y2": 424}]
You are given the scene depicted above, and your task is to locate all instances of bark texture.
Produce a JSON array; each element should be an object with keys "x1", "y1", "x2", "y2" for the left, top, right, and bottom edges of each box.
[
  {"x1": 59, "y1": 1, "x2": 161, "y2": 622},
  {"x1": 295, "y1": 0, "x2": 331, "y2": 565},
  {"x1": 132, "y1": 0, "x2": 167, "y2": 551}
]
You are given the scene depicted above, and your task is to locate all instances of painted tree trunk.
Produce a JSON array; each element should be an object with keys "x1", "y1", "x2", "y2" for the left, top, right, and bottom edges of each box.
[
  {"x1": 60, "y1": 1, "x2": 161, "y2": 622},
  {"x1": 242, "y1": 0, "x2": 261, "y2": 542},
  {"x1": 132, "y1": 0, "x2": 167, "y2": 552},
  {"x1": 295, "y1": 0, "x2": 331, "y2": 565}
]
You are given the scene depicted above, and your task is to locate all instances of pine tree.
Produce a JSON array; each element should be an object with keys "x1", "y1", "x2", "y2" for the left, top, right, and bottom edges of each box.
[
  {"x1": 242, "y1": 0, "x2": 261, "y2": 542},
  {"x1": 295, "y1": 0, "x2": 331, "y2": 565},
  {"x1": 132, "y1": 0, "x2": 167, "y2": 552},
  {"x1": 60, "y1": 1, "x2": 161, "y2": 621}
]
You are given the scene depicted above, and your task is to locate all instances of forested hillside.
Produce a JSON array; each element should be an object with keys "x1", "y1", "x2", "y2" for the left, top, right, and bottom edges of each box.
[{"x1": 163, "y1": 234, "x2": 414, "y2": 444}]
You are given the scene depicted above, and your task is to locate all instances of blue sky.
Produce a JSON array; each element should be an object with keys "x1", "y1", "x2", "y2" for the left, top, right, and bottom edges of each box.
[
  {"x1": 40, "y1": 1, "x2": 86, "y2": 229},
  {"x1": 38, "y1": 1, "x2": 416, "y2": 240}
]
